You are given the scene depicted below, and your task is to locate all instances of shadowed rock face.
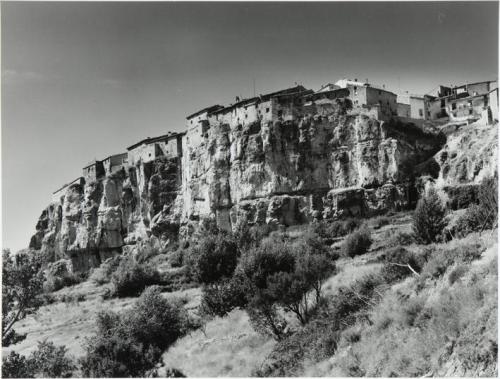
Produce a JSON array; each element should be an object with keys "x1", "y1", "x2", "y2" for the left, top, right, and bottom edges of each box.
[{"x1": 31, "y1": 101, "x2": 445, "y2": 273}]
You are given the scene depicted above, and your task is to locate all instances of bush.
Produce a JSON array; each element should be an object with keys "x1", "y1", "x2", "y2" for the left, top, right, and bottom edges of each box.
[
  {"x1": 239, "y1": 239, "x2": 335, "y2": 337},
  {"x1": 169, "y1": 249, "x2": 184, "y2": 268},
  {"x1": 81, "y1": 286, "x2": 193, "y2": 377},
  {"x1": 341, "y1": 227, "x2": 372, "y2": 258},
  {"x1": 2, "y1": 341, "x2": 75, "y2": 378},
  {"x1": 420, "y1": 242, "x2": 482, "y2": 281},
  {"x1": 385, "y1": 230, "x2": 415, "y2": 248},
  {"x1": 233, "y1": 221, "x2": 274, "y2": 250},
  {"x1": 453, "y1": 176, "x2": 498, "y2": 237},
  {"x1": 110, "y1": 258, "x2": 161, "y2": 297},
  {"x1": 380, "y1": 247, "x2": 425, "y2": 283},
  {"x1": 90, "y1": 255, "x2": 122, "y2": 285},
  {"x1": 29, "y1": 340, "x2": 76, "y2": 378},
  {"x1": 413, "y1": 188, "x2": 447, "y2": 244},
  {"x1": 313, "y1": 218, "x2": 361, "y2": 240},
  {"x1": 368, "y1": 215, "x2": 391, "y2": 229},
  {"x1": 2, "y1": 351, "x2": 34, "y2": 378},
  {"x1": 194, "y1": 234, "x2": 239, "y2": 285},
  {"x1": 200, "y1": 273, "x2": 248, "y2": 317}
]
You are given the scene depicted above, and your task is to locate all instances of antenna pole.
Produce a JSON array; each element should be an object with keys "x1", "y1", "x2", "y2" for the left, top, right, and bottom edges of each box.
[{"x1": 253, "y1": 78, "x2": 256, "y2": 97}]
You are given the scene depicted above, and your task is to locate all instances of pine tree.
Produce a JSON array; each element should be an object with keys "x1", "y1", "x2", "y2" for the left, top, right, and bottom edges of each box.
[{"x1": 413, "y1": 188, "x2": 447, "y2": 244}]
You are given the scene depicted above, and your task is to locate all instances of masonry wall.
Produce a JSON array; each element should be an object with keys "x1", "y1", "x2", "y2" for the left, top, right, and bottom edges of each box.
[
  {"x1": 128, "y1": 144, "x2": 157, "y2": 165},
  {"x1": 410, "y1": 97, "x2": 426, "y2": 119},
  {"x1": 103, "y1": 154, "x2": 128, "y2": 175},
  {"x1": 448, "y1": 95, "x2": 487, "y2": 121},
  {"x1": 397, "y1": 103, "x2": 411, "y2": 118}
]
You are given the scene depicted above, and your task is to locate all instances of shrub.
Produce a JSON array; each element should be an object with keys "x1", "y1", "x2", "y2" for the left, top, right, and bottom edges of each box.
[
  {"x1": 165, "y1": 368, "x2": 187, "y2": 377},
  {"x1": 194, "y1": 234, "x2": 239, "y2": 285},
  {"x1": 2, "y1": 341, "x2": 75, "y2": 378},
  {"x1": 233, "y1": 221, "x2": 274, "y2": 250},
  {"x1": 448, "y1": 264, "x2": 468, "y2": 285},
  {"x1": 412, "y1": 188, "x2": 447, "y2": 244},
  {"x1": 240, "y1": 239, "x2": 335, "y2": 337},
  {"x1": 454, "y1": 176, "x2": 498, "y2": 237},
  {"x1": 200, "y1": 273, "x2": 248, "y2": 317},
  {"x1": 110, "y1": 258, "x2": 161, "y2": 297},
  {"x1": 169, "y1": 249, "x2": 184, "y2": 268},
  {"x1": 385, "y1": 230, "x2": 415, "y2": 248},
  {"x1": 3, "y1": 249, "x2": 45, "y2": 347},
  {"x1": 380, "y1": 247, "x2": 425, "y2": 283},
  {"x1": 313, "y1": 218, "x2": 361, "y2": 240},
  {"x1": 341, "y1": 227, "x2": 372, "y2": 258},
  {"x1": 2, "y1": 351, "x2": 34, "y2": 378},
  {"x1": 125, "y1": 286, "x2": 191, "y2": 349},
  {"x1": 90, "y1": 255, "x2": 122, "y2": 285},
  {"x1": 29, "y1": 340, "x2": 76, "y2": 378},
  {"x1": 81, "y1": 286, "x2": 193, "y2": 377},
  {"x1": 368, "y1": 215, "x2": 390, "y2": 229},
  {"x1": 420, "y1": 242, "x2": 482, "y2": 281}
]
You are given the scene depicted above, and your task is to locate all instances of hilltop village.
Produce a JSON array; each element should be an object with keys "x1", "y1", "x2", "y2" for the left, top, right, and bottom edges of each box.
[{"x1": 52, "y1": 77, "x2": 499, "y2": 201}]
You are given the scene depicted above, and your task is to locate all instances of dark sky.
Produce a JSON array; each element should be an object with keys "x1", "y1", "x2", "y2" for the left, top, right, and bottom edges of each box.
[{"x1": 2, "y1": 1, "x2": 498, "y2": 251}]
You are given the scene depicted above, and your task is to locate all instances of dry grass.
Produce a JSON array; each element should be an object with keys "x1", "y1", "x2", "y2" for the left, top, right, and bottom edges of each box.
[
  {"x1": 2, "y1": 280, "x2": 202, "y2": 359},
  {"x1": 161, "y1": 309, "x2": 275, "y2": 377}
]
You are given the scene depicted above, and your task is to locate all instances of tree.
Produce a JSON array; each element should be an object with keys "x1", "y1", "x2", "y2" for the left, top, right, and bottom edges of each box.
[
  {"x1": 2, "y1": 249, "x2": 45, "y2": 346},
  {"x1": 413, "y1": 188, "x2": 447, "y2": 244},
  {"x1": 194, "y1": 234, "x2": 239, "y2": 285}
]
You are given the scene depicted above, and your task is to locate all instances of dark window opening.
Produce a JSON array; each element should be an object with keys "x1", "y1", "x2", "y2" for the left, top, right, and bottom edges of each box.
[
  {"x1": 452, "y1": 102, "x2": 457, "y2": 110},
  {"x1": 469, "y1": 109, "x2": 473, "y2": 115},
  {"x1": 419, "y1": 109, "x2": 423, "y2": 117},
  {"x1": 266, "y1": 108, "x2": 270, "y2": 113},
  {"x1": 277, "y1": 110, "x2": 283, "y2": 117}
]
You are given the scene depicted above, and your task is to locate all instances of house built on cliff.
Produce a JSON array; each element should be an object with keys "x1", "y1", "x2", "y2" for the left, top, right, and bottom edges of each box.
[
  {"x1": 83, "y1": 159, "x2": 105, "y2": 182},
  {"x1": 127, "y1": 132, "x2": 185, "y2": 165},
  {"x1": 334, "y1": 78, "x2": 398, "y2": 121},
  {"x1": 52, "y1": 177, "x2": 85, "y2": 202},
  {"x1": 423, "y1": 80, "x2": 498, "y2": 124}
]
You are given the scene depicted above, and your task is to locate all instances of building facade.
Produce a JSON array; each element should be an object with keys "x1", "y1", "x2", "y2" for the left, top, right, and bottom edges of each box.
[{"x1": 127, "y1": 132, "x2": 184, "y2": 165}]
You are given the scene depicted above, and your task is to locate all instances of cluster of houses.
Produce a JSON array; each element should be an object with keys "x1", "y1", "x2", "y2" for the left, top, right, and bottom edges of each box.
[{"x1": 52, "y1": 77, "x2": 498, "y2": 202}]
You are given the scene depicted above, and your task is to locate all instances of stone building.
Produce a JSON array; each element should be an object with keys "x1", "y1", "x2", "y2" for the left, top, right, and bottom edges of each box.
[
  {"x1": 102, "y1": 153, "x2": 128, "y2": 176},
  {"x1": 127, "y1": 132, "x2": 185, "y2": 165},
  {"x1": 207, "y1": 85, "x2": 310, "y2": 130},
  {"x1": 185, "y1": 105, "x2": 224, "y2": 148},
  {"x1": 335, "y1": 78, "x2": 398, "y2": 121},
  {"x1": 52, "y1": 177, "x2": 85, "y2": 203},
  {"x1": 428, "y1": 80, "x2": 498, "y2": 123},
  {"x1": 83, "y1": 160, "x2": 105, "y2": 182}
]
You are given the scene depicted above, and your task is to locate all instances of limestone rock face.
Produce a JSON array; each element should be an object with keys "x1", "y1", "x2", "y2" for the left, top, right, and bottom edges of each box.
[
  {"x1": 181, "y1": 106, "x2": 442, "y2": 230},
  {"x1": 435, "y1": 121, "x2": 498, "y2": 187},
  {"x1": 31, "y1": 101, "x2": 444, "y2": 273},
  {"x1": 31, "y1": 158, "x2": 182, "y2": 272}
]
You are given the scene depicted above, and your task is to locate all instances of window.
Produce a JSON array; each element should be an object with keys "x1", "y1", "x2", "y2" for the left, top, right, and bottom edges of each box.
[
  {"x1": 419, "y1": 109, "x2": 423, "y2": 117},
  {"x1": 266, "y1": 108, "x2": 270, "y2": 113},
  {"x1": 353, "y1": 86, "x2": 358, "y2": 95},
  {"x1": 469, "y1": 109, "x2": 473, "y2": 115},
  {"x1": 277, "y1": 110, "x2": 283, "y2": 117},
  {"x1": 451, "y1": 102, "x2": 457, "y2": 110},
  {"x1": 245, "y1": 114, "x2": 248, "y2": 119},
  {"x1": 441, "y1": 99, "x2": 445, "y2": 108},
  {"x1": 190, "y1": 120, "x2": 193, "y2": 124},
  {"x1": 378, "y1": 90, "x2": 382, "y2": 95}
]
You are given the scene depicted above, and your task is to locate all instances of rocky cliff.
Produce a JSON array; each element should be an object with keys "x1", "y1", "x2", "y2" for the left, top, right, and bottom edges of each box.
[{"x1": 30, "y1": 101, "x2": 445, "y2": 273}]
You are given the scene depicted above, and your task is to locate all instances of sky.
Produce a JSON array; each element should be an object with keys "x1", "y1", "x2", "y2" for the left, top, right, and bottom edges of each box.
[{"x1": 2, "y1": 1, "x2": 498, "y2": 252}]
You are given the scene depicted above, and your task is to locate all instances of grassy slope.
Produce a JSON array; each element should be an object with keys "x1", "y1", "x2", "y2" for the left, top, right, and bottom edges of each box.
[
  {"x1": 2, "y1": 280, "x2": 201, "y2": 359},
  {"x1": 3, "y1": 211, "x2": 496, "y2": 378}
]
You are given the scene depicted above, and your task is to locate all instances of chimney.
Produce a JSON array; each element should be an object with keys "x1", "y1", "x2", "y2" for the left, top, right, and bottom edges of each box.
[
  {"x1": 235, "y1": 96, "x2": 240, "y2": 102},
  {"x1": 354, "y1": 78, "x2": 358, "y2": 82}
]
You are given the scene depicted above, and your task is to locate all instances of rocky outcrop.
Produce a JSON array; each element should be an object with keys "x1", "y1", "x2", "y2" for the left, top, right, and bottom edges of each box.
[
  {"x1": 31, "y1": 158, "x2": 183, "y2": 272},
  {"x1": 31, "y1": 101, "x2": 445, "y2": 273},
  {"x1": 435, "y1": 120, "x2": 497, "y2": 187}
]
